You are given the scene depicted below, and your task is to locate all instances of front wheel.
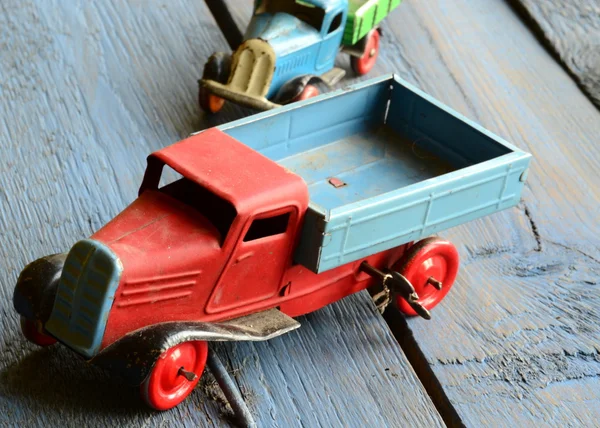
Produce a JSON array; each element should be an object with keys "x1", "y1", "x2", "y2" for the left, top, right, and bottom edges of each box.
[
  {"x1": 199, "y1": 52, "x2": 230, "y2": 114},
  {"x1": 141, "y1": 340, "x2": 209, "y2": 411},
  {"x1": 393, "y1": 237, "x2": 459, "y2": 316},
  {"x1": 350, "y1": 29, "x2": 380, "y2": 76},
  {"x1": 199, "y1": 86, "x2": 225, "y2": 114},
  {"x1": 20, "y1": 316, "x2": 56, "y2": 347}
]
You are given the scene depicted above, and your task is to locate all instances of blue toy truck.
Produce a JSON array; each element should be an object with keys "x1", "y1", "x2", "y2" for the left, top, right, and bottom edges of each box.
[{"x1": 199, "y1": 0, "x2": 402, "y2": 112}]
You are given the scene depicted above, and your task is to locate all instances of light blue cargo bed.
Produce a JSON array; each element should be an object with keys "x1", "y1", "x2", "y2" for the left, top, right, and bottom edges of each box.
[{"x1": 219, "y1": 75, "x2": 532, "y2": 273}]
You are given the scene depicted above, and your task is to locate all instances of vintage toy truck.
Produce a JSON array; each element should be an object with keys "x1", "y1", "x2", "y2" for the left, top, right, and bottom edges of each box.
[
  {"x1": 14, "y1": 75, "x2": 531, "y2": 411},
  {"x1": 199, "y1": 0, "x2": 402, "y2": 113}
]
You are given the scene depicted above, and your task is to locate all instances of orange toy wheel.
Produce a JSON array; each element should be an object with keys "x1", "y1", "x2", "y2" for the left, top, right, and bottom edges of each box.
[
  {"x1": 199, "y1": 86, "x2": 225, "y2": 113},
  {"x1": 293, "y1": 84, "x2": 320, "y2": 102}
]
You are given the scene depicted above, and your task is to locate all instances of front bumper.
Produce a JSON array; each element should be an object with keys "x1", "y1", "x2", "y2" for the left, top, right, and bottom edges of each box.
[{"x1": 201, "y1": 79, "x2": 281, "y2": 111}]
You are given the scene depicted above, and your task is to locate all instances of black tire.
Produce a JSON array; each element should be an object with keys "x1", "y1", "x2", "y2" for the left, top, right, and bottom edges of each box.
[{"x1": 199, "y1": 52, "x2": 231, "y2": 113}]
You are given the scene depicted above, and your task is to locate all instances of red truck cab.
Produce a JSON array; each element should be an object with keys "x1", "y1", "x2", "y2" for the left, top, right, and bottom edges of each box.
[{"x1": 97, "y1": 128, "x2": 310, "y2": 347}]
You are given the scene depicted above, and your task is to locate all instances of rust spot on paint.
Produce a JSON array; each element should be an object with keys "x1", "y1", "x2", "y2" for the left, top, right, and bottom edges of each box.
[{"x1": 328, "y1": 177, "x2": 346, "y2": 188}]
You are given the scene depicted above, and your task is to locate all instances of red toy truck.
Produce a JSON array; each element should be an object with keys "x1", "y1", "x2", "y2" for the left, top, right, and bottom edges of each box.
[{"x1": 14, "y1": 76, "x2": 531, "y2": 410}]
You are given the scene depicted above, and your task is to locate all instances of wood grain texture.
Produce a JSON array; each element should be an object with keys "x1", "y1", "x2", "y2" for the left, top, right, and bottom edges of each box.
[
  {"x1": 0, "y1": 1, "x2": 444, "y2": 426},
  {"x1": 227, "y1": 0, "x2": 600, "y2": 425},
  {"x1": 212, "y1": 292, "x2": 445, "y2": 427},
  {"x1": 377, "y1": 0, "x2": 600, "y2": 426},
  {"x1": 510, "y1": 0, "x2": 600, "y2": 109}
]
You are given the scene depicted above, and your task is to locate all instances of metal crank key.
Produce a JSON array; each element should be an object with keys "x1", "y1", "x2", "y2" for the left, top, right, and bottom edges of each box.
[{"x1": 360, "y1": 261, "x2": 432, "y2": 320}]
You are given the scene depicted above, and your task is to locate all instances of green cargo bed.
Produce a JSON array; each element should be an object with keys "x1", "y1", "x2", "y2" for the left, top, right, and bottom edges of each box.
[{"x1": 343, "y1": 0, "x2": 401, "y2": 46}]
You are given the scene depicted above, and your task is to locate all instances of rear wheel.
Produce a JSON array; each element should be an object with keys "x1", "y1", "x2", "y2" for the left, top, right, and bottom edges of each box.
[
  {"x1": 350, "y1": 29, "x2": 380, "y2": 76},
  {"x1": 292, "y1": 84, "x2": 320, "y2": 102},
  {"x1": 141, "y1": 340, "x2": 208, "y2": 411},
  {"x1": 393, "y1": 237, "x2": 459, "y2": 316},
  {"x1": 20, "y1": 316, "x2": 56, "y2": 347}
]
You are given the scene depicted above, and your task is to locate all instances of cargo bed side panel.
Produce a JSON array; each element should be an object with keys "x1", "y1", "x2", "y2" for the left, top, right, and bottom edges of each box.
[
  {"x1": 317, "y1": 152, "x2": 530, "y2": 272},
  {"x1": 386, "y1": 76, "x2": 517, "y2": 167},
  {"x1": 220, "y1": 77, "x2": 390, "y2": 162}
]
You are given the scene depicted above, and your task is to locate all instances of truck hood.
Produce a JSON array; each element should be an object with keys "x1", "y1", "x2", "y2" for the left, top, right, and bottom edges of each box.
[
  {"x1": 44, "y1": 190, "x2": 222, "y2": 358},
  {"x1": 245, "y1": 13, "x2": 320, "y2": 57},
  {"x1": 92, "y1": 190, "x2": 221, "y2": 273}
]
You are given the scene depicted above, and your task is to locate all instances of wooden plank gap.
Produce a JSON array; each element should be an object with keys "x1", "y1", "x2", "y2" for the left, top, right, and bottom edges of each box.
[
  {"x1": 205, "y1": 0, "x2": 244, "y2": 49},
  {"x1": 383, "y1": 307, "x2": 465, "y2": 428}
]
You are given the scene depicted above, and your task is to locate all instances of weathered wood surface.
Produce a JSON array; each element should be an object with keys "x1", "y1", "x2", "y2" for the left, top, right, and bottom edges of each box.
[
  {"x1": 510, "y1": 0, "x2": 600, "y2": 109},
  {"x1": 378, "y1": 0, "x2": 600, "y2": 426},
  {"x1": 227, "y1": 0, "x2": 600, "y2": 425},
  {"x1": 2, "y1": 0, "x2": 599, "y2": 426},
  {"x1": 0, "y1": 1, "x2": 444, "y2": 427}
]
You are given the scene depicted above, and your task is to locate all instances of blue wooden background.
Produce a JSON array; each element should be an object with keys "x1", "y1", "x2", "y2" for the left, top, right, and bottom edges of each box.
[{"x1": 1, "y1": 0, "x2": 599, "y2": 426}]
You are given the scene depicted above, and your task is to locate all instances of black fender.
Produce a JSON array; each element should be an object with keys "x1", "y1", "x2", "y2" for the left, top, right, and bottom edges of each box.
[
  {"x1": 201, "y1": 51, "x2": 232, "y2": 84},
  {"x1": 13, "y1": 253, "x2": 66, "y2": 323},
  {"x1": 275, "y1": 75, "x2": 327, "y2": 105},
  {"x1": 90, "y1": 309, "x2": 300, "y2": 385}
]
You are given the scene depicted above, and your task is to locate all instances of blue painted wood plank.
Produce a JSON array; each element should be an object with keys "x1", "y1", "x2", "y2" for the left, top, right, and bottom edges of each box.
[
  {"x1": 0, "y1": 0, "x2": 443, "y2": 426},
  {"x1": 375, "y1": 0, "x2": 600, "y2": 425},
  {"x1": 510, "y1": 0, "x2": 600, "y2": 108},
  {"x1": 214, "y1": 292, "x2": 445, "y2": 427}
]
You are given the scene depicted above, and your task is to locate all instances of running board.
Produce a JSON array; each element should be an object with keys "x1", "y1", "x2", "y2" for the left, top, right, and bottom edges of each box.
[
  {"x1": 217, "y1": 308, "x2": 301, "y2": 340},
  {"x1": 321, "y1": 67, "x2": 346, "y2": 87}
]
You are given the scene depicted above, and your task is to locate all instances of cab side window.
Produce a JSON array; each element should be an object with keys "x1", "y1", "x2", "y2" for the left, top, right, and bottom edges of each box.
[
  {"x1": 244, "y1": 212, "x2": 290, "y2": 242},
  {"x1": 328, "y1": 12, "x2": 343, "y2": 34}
]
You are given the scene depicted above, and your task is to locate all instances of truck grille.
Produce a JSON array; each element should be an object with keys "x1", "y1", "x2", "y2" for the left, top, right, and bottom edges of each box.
[
  {"x1": 275, "y1": 53, "x2": 310, "y2": 77},
  {"x1": 45, "y1": 239, "x2": 122, "y2": 358}
]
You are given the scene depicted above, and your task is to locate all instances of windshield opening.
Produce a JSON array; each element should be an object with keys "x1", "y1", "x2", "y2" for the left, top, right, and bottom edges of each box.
[
  {"x1": 159, "y1": 170, "x2": 237, "y2": 245},
  {"x1": 255, "y1": 0, "x2": 325, "y2": 31}
]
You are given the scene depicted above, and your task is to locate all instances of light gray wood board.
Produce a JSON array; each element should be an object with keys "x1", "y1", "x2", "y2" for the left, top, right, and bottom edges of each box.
[
  {"x1": 510, "y1": 0, "x2": 600, "y2": 109},
  {"x1": 0, "y1": 0, "x2": 443, "y2": 426}
]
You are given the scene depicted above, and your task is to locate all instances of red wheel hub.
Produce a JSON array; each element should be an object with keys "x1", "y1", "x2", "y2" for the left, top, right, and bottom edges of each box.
[
  {"x1": 141, "y1": 341, "x2": 208, "y2": 411},
  {"x1": 20, "y1": 316, "x2": 56, "y2": 347},
  {"x1": 351, "y1": 29, "x2": 380, "y2": 76},
  {"x1": 293, "y1": 84, "x2": 320, "y2": 102},
  {"x1": 394, "y1": 238, "x2": 459, "y2": 316}
]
